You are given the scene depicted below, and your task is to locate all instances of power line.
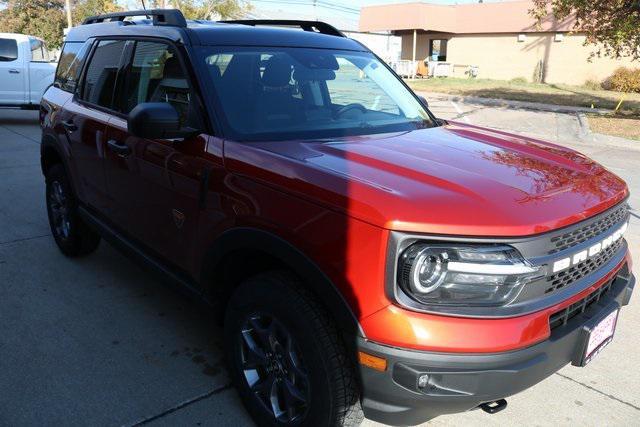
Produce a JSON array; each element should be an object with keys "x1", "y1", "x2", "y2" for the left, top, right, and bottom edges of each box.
[
  {"x1": 250, "y1": 0, "x2": 361, "y2": 15},
  {"x1": 318, "y1": 0, "x2": 360, "y2": 12}
]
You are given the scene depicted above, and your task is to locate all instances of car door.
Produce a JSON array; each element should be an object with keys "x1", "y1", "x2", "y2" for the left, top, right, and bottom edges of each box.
[
  {"x1": 103, "y1": 40, "x2": 210, "y2": 271},
  {"x1": 61, "y1": 39, "x2": 128, "y2": 213},
  {"x1": 27, "y1": 37, "x2": 57, "y2": 104},
  {"x1": 0, "y1": 37, "x2": 26, "y2": 104}
]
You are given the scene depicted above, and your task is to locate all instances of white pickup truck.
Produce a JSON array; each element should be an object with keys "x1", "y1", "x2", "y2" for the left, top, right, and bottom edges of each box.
[{"x1": 0, "y1": 33, "x2": 57, "y2": 109}]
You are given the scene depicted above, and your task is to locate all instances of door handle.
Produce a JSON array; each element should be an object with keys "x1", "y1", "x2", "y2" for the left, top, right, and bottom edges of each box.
[
  {"x1": 107, "y1": 139, "x2": 132, "y2": 156},
  {"x1": 8, "y1": 69, "x2": 20, "y2": 74},
  {"x1": 62, "y1": 120, "x2": 78, "y2": 132}
]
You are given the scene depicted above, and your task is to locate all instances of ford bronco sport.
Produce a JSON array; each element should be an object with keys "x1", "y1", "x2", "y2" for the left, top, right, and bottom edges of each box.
[{"x1": 40, "y1": 9, "x2": 634, "y2": 427}]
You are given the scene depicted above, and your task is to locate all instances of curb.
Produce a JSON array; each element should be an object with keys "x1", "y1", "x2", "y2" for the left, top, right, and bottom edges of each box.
[
  {"x1": 416, "y1": 91, "x2": 613, "y2": 115},
  {"x1": 417, "y1": 91, "x2": 640, "y2": 151}
]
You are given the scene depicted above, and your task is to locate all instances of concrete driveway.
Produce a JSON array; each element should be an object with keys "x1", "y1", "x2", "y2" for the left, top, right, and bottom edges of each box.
[{"x1": 0, "y1": 104, "x2": 638, "y2": 427}]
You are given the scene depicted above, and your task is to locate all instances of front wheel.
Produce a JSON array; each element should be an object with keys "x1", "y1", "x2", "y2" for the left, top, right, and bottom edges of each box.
[{"x1": 224, "y1": 271, "x2": 363, "y2": 427}]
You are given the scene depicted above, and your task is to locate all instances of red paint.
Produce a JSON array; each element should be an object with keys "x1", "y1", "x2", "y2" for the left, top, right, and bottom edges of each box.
[
  {"x1": 220, "y1": 124, "x2": 630, "y2": 348},
  {"x1": 42, "y1": 84, "x2": 631, "y2": 354},
  {"x1": 228, "y1": 124, "x2": 627, "y2": 237}
]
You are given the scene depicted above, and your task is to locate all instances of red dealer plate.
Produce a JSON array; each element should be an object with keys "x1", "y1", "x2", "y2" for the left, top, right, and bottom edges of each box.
[{"x1": 581, "y1": 309, "x2": 619, "y2": 366}]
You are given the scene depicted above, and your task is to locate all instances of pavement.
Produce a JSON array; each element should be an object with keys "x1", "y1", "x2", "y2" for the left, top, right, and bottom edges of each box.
[{"x1": 0, "y1": 102, "x2": 639, "y2": 427}]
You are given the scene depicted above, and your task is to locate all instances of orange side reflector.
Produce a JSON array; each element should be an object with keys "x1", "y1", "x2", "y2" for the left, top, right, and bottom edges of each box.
[{"x1": 358, "y1": 351, "x2": 387, "y2": 372}]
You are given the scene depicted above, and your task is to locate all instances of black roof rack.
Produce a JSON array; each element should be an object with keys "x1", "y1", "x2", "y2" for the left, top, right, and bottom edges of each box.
[
  {"x1": 220, "y1": 20, "x2": 345, "y2": 37},
  {"x1": 82, "y1": 9, "x2": 187, "y2": 27}
]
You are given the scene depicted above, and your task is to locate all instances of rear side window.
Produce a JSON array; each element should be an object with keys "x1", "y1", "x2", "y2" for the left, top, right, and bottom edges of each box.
[
  {"x1": 0, "y1": 38, "x2": 18, "y2": 62},
  {"x1": 55, "y1": 41, "x2": 91, "y2": 93},
  {"x1": 80, "y1": 40, "x2": 126, "y2": 109}
]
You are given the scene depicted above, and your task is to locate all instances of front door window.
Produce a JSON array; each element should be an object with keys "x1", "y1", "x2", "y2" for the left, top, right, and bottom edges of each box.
[{"x1": 121, "y1": 41, "x2": 198, "y2": 128}]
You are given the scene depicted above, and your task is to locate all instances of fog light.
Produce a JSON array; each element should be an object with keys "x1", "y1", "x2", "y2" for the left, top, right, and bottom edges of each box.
[{"x1": 417, "y1": 374, "x2": 429, "y2": 388}]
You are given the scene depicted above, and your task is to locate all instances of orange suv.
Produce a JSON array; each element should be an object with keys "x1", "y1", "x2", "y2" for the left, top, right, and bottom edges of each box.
[{"x1": 40, "y1": 10, "x2": 634, "y2": 426}]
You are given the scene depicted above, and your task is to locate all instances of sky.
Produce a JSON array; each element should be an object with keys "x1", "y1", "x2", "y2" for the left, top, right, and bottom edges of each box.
[
  {"x1": 0, "y1": 0, "x2": 507, "y2": 28},
  {"x1": 113, "y1": 0, "x2": 508, "y2": 31},
  {"x1": 248, "y1": 0, "x2": 507, "y2": 30}
]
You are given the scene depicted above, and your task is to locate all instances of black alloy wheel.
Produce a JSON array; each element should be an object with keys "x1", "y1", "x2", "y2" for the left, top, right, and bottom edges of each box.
[{"x1": 239, "y1": 313, "x2": 310, "y2": 423}]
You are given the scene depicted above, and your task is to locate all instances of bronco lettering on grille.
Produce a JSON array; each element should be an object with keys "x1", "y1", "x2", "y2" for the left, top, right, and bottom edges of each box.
[{"x1": 552, "y1": 222, "x2": 629, "y2": 273}]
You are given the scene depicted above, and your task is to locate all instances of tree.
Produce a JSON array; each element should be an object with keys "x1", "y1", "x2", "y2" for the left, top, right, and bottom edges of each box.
[
  {"x1": 0, "y1": 0, "x2": 247, "y2": 49},
  {"x1": 72, "y1": 0, "x2": 121, "y2": 24},
  {"x1": 153, "y1": 0, "x2": 251, "y2": 20},
  {"x1": 0, "y1": 0, "x2": 121, "y2": 48},
  {"x1": 531, "y1": 0, "x2": 640, "y2": 61},
  {"x1": 0, "y1": 0, "x2": 66, "y2": 48}
]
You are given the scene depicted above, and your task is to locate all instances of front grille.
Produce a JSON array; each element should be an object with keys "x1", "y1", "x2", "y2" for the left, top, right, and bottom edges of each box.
[
  {"x1": 545, "y1": 238, "x2": 624, "y2": 294},
  {"x1": 549, "y1": 279, "x2": 615, "y2": 330},
  {"x1": 549, "y1": 204, "x2": 629, "y2": 254}
]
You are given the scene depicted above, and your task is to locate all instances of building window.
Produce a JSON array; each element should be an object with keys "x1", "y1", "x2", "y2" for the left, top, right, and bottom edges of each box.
[
  {"x1": 518, "y1": 34, "x2": 527, "y2": 42},
  {"x1": 429, "y1": 39, "x2": 447, "y2": 61},
  {"x1": 554, "y1": 33, "x2": 564, "y2": 42}
]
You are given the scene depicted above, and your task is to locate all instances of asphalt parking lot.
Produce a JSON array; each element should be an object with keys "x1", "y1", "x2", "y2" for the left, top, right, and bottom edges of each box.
[{"x1": 1, "y1": 103, "x2": 639, "y2": 426}]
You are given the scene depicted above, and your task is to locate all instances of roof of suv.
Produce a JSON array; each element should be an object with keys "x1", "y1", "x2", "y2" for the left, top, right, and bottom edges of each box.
[
  {"x1": 66, "y1": 13, "x2": 366, "y2": 52},
  {"x1": 188, "y1": 23, "x2": 365, "y2": 50}
]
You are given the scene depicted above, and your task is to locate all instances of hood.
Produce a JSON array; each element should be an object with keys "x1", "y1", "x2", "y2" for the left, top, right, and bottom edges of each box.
[{"x1": 226, "y1": 123, "x2": 628, "y2": 236}]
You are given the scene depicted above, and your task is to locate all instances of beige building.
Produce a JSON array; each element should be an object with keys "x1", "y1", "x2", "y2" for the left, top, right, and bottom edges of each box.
[{"x1": 359, "y1": 0, "x2": 637, "y2": 85}]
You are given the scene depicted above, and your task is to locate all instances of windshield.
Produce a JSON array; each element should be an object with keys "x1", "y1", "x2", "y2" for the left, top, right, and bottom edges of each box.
[{"x1": 200, "y1": 47, "x2": 435, "y2": 141}]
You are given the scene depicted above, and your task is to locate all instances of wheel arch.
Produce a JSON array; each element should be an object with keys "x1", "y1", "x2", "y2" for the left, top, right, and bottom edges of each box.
[
  {"x1": 40, "y1": 133, "x2": 65, "y2": 177},
  {"x1": 201, "y1": 227, "x2": 364, "y2": 340},
  {"x1": 40, "y1": 133, "x2": 81, "y2": 196}
]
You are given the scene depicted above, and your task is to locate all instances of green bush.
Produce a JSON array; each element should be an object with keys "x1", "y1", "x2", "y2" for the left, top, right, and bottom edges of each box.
[
  {"x1": 605, "y1": 67, "x2": 640, "y2": 93},
  {"x1": 510, "y1": 77, "x2": 528, "y2": 84}
]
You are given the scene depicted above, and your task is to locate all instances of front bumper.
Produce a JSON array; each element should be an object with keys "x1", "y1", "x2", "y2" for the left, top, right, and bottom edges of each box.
[{"x1": 358, "y1": 270, "x2": 635, "y2": 426}]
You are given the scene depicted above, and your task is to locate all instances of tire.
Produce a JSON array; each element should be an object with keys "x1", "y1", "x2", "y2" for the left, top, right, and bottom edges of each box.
[
  {"x1": 45, "y1": 164, "x2": 101, "y2": 257},
  {"x1": 225, "y1": 271, "x2": 364, "y2": 427}
]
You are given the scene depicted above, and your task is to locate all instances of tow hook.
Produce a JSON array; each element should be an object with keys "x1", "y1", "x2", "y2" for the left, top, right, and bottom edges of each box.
[{"x1": 479, "y1": 399, "x2": 508, "y2": 414}]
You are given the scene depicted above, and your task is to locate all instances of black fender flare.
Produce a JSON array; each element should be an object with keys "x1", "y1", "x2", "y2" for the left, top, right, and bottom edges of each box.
[
  {"x1": 200, "y1": 227, "x2": 365, "y2": 340},
  {"x1": 40, "y1": 132, "x2": 67, "y2": 176},
  {"x1": 40, "y1": 133, "x2": 79, "y2": 195}
]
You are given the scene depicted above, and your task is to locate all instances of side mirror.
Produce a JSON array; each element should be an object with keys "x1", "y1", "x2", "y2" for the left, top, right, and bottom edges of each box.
[
  {"x1": 417, "y1": 95, "x2": 429, "y2": 109},
  {"x1": 128, "y1": 102, "x2": 196, "y2": 140}
]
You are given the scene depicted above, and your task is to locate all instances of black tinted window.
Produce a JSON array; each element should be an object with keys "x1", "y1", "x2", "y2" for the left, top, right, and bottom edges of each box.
[
  {"x1": 121, "y1": 41, "x2": 193, "y2": 125},
  {"x1": 81, "y1": 40, "x2": 126, "y2": 108},
  {"x1": 200, "y1": 47, "x2": 433, "y2": 142},
  {"x1": 0, "y1": 38, "x2": 18, "y2": 62},
  {"x1": 55, "y1": 42, "x2": 91, "y2": 93}
]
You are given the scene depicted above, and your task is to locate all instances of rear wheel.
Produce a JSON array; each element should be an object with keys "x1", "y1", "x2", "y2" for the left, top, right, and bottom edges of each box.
[
  {"x1": 225, "y1": 271, "x2": 363, "y2": 427},
  {"x1": 45, "y1": 164, "x2": 100, "y2": 257}
]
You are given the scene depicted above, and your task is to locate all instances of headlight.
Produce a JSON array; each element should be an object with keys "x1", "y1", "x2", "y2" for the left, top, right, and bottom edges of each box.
[{"x1": 397, "y1": 244, "x2": 542, "y2": 307}]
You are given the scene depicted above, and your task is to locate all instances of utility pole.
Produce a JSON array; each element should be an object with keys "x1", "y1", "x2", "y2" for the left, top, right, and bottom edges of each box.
[{"x1": 65, "y1": 0, "x2": 73, "y2": 28}]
